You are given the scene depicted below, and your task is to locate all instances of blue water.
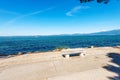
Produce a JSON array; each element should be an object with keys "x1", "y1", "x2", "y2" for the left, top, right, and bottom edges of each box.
[{"x1": 0, "y1": 35, "x2": 120, "y2": 56}]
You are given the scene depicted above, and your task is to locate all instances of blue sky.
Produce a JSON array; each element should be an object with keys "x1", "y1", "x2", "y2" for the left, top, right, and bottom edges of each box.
[{"x1": 0, "y1": 0, "x2": 120, "y2": 36}]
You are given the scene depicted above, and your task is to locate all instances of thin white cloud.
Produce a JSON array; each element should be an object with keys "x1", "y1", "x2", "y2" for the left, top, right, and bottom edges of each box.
[
  {"x1": 66, "y1": 6, "x2": 90, "y2": 16},
  {"x1": 3, "y1": 7, "x2": 54, "y2": 26},
  {"x1": 0, "y1": 9, "x2": 20, "y2": 15}
]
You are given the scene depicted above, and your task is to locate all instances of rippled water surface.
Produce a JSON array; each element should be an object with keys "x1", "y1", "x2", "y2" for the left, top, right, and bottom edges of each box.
[{"x1": 0, "y1": 35, "x2": 120, "y2": 56}]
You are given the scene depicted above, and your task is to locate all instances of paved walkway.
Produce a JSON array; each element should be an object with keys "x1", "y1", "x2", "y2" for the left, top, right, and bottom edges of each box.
[
  {"x1": 48, "y1": 68, "x2": 117, "y2": 80},
  {"x1": 0, "y1": 47, "x2": 120, "y2": 80},
  {"x1": 0, "y1": 56, "x2": 110, "y2": 80}
]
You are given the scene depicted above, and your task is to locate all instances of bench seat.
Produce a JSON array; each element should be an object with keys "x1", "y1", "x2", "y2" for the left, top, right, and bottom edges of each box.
[{"x1": 61, "y1": 49, "x2": 86, "y2": 58}]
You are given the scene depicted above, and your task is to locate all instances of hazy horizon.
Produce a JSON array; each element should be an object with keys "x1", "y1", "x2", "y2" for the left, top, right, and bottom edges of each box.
[
  {"x1": 0, "y1": 0, "x2": 120, "y2": 36},
  {"x1": 0, "y1": 28, "x2": 119, "y2": 36}
]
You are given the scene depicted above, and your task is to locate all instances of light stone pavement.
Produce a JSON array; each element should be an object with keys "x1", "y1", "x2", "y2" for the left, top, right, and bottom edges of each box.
[{"x1": 0, "y1": 47, "x2": 120, "y2": 80}]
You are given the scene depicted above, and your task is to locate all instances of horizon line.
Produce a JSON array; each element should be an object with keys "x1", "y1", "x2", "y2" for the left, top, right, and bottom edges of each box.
[{"x1": 0, "y1": 28, "x2": 120, "y2": 37}]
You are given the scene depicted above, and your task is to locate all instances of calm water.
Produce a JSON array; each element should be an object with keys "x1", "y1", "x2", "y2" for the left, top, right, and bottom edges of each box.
[{"x1": 0, "y1": 35, "x2": 120, "y2": 56}]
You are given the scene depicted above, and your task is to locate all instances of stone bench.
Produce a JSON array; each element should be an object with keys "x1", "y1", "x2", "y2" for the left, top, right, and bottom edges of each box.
[{"x1": 61, "y1": 49, "x2": 86, "y2": 59}]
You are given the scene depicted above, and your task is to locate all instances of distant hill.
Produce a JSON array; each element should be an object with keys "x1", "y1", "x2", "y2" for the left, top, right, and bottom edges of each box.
[
  {"x1": 58, "y1": 29, "x2": 120, "y2": 36},
  {"x1": 88, "y1": 29, "x2": 120, "y2": 35}
]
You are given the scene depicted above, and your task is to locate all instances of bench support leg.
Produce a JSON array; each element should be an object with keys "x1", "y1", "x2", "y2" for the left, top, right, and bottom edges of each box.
[
  {"x1": 80, "y1": 53, "x2": 86, "y2": 57},
  {"x1": 65, "y1": 54, "x2": 70, "y2": 59}
]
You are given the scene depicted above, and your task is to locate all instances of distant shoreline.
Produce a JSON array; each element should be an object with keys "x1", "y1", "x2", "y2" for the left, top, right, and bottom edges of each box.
[{"x1": 0, "y1": 29, "x2": 120, "y2": 37}]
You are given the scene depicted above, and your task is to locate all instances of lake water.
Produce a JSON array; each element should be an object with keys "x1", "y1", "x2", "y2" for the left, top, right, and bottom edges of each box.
[{"x1": 0, "y1": 35, "x2": 120, "y2": 56}]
